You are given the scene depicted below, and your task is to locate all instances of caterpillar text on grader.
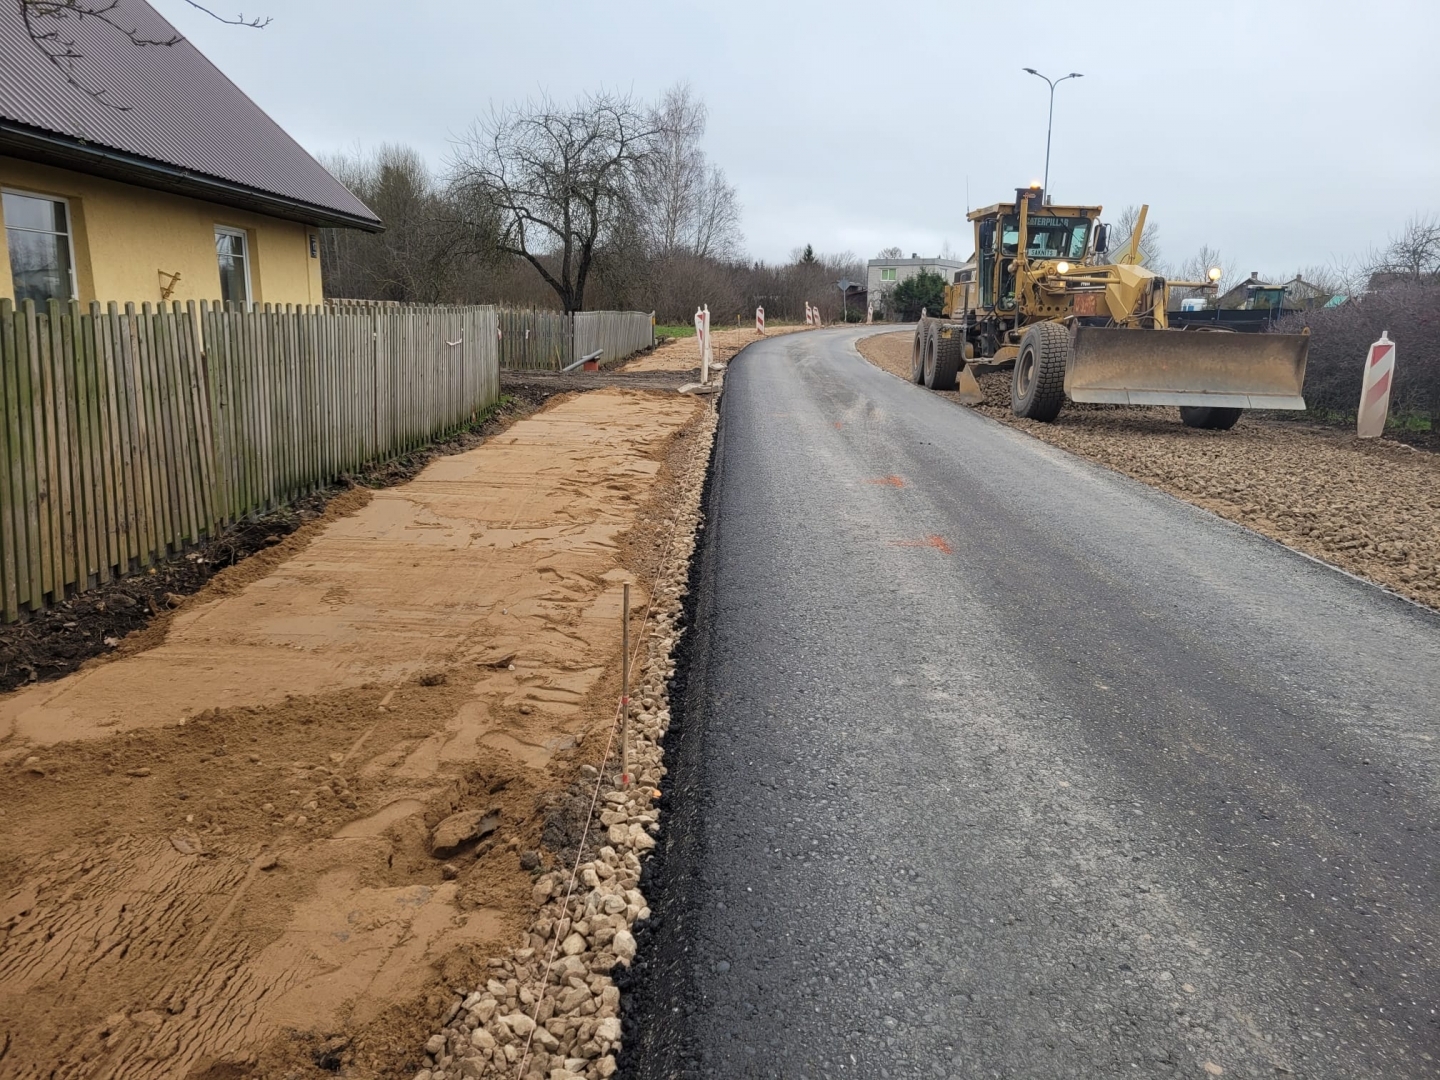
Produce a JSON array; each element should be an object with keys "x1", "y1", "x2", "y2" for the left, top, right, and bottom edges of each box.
[{"x1": 910, "y1": 185, "x2": 1311, "y2": 430}]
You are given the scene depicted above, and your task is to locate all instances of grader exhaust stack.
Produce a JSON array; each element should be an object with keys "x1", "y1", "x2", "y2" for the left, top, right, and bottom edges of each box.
[{"x1": 1066, "y1": 326, "x2": 1311, "y2": 409}]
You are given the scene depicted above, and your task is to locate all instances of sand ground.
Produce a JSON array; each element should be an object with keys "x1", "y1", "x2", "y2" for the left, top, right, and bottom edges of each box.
[{"x1": 0, "y1": 387, "x2": 705, "y2": 1079}]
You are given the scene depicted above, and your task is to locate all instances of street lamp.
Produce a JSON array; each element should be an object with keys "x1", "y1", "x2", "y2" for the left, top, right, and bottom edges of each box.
[{"x1": 1022, "y1": 68, "x2": 1082, "y2": 201}]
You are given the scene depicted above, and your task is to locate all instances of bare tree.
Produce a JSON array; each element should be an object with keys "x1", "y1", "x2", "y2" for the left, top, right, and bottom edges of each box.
[
  {"x1": 450, "y1": 91, "x2": 658, "y2": 313},
  {"x1": 1108, "y1": 205, "x2": 1164, "y2": 270},
  {"x1": 877, "y1": 246, "x2": 904, "y2": 259},
  {"x1": 1365, "y1": 214, "x2": 1440, "y2": 285},
  {"x1": 1298, "y1": 260, "x2": 1365, "y2": 298},
  {"x1": 17, "y1": 0, "x2": 268, "y2": 108},
  {"x1": 640, "y1": 84, "x2": 707, "y2": 253},
  {"x1": 689, "y1": 165, "x2": 741, "y2": 260},
  {"x1": 319, "y1": 145, "x2": 493, "y2": 303},
  {"x1": 638, "y1": 84, "x2": 742, "y2": 260},
  {"x1": 1170, "y1": 244, "x2": 1227, "y2": 307}
]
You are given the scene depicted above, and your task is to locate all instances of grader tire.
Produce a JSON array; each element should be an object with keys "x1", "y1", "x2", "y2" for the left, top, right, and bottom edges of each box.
[
  {"x1": 926, "y1": 325, "x2": 962, "y2": 391},
  {"x1": 1179, "y1": 405, "x2": 1244, "y2": 430},
  {"x1": 1012, "y1": 322, "x2": 1070, "y2": 421},
  {"x1": 910, "y1": 320, "x2": 928, "y2": 384}
]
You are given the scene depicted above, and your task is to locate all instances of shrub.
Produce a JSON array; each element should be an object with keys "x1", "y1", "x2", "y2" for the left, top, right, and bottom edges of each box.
[
  {"x1": 1276, "y1": 281, "x2": 1440, "y2": 430},
  {"x1": 889, "y1": 270, "x2": 947, "y2": 322}
]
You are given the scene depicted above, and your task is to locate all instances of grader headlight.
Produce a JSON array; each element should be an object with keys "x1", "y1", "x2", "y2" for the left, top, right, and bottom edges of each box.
[{"x1": 1056, "y1": 261, "x2": 1070, "y2": 275}]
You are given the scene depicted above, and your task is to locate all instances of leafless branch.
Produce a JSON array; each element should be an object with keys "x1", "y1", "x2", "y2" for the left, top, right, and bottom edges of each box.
[{"x1": 17, "y1": 0, "x2": 269, "y2": 110}]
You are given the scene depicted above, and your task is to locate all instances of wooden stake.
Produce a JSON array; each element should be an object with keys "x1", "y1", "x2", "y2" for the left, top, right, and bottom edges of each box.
[{"x1": 621, "y1": 582, "x2": 631, "y2": 786}]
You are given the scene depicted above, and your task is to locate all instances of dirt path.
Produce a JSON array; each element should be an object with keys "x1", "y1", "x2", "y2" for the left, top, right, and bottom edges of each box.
[
  {"x1": 0, "y1": 388, "x2": 704, "y2": 1079},
  {"x1": 621, "y1": 324, "x2": 811, "y2": 374},
  {"x1": 857, "y1": 330, "x2": 1440, "y2": 611}
]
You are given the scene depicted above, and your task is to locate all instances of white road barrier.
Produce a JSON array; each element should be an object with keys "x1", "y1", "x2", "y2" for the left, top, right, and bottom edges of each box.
[
  {"x1": 1357, "y1": 330, "x2": 1397, "y2": 439},
  {"x1": 756, "y1": 306, "x2": 765, "y2": 334},
  {"x1": 695, "y1": 304, "x2": 713, "y2": 384}
]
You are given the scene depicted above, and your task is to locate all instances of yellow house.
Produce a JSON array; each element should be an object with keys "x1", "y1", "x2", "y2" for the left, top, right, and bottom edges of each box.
[{"x1": 0, "y1": 1, "x2": 381, "y2": 310}]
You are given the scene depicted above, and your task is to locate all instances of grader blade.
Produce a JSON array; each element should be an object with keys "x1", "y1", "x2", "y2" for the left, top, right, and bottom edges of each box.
[
  {"x1": 955, "y1": 364, "x2": 986, "y2": 405},
  {"x1": 1065, "y1": 327, "x2": 1310, "y2": 410}
]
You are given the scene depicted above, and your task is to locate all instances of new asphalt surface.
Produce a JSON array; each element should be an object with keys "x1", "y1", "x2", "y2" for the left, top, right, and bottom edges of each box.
[{"x1": 618, "y1": 327, "x2": 1440, "y2": 1080}]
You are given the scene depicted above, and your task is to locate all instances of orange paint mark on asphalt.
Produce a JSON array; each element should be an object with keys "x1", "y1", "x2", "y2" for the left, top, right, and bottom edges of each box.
[
  {"x1": 834, "y1": 422, "x2": 844, "y2": 429},
  {"x1": 866, "y1": 476, "x2": 906, "y2": 488},
  {"x1": 891, "y1": 534, "x2": 953, "y2": 555}
]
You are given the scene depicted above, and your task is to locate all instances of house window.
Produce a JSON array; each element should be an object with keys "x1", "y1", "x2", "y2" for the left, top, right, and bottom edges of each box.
[
  {"x1": 4, "y1": 189, "x2": 76, "y2": 305},
  {"x1": 215, "y1": 226, "x2": 251, "y2": 306},
  {"x1": 880, "y1": 267, "x2": 897, "y2": 281}
]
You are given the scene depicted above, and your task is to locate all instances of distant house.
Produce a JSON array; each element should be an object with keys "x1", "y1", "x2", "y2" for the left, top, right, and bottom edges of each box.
[
  {"x1": 867, "y1": 254, "x2": 969, "y2": 315},
  {"x1": 0, "y1": 0, "x2": 381, "y2": 309},
  {"x1": 1366, "y1": 270, "x2": 1440, "y2": 292},
  {"x1": 1214, "y1": 272, "x2": 1284, "y2": 311},
  {"x1": 1213, "y1": 271, "x2": 1344, "y2": 312},
  {"x1": 1278, "y1": 274, "x2": 1346, "y2": 310}
]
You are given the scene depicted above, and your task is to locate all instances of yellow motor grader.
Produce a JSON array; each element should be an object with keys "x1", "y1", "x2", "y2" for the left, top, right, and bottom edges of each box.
[{"x1": 910, "y1": 185, "x2": 1310, "y2": 429}]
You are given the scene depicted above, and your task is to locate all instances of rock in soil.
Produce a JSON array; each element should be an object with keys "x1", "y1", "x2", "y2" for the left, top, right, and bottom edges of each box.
[{"x1": 431, "y1": 809, "x2": 501, "y2": 856}]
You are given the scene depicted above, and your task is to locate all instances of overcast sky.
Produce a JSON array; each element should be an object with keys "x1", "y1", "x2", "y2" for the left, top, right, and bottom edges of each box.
[{"x1": 166, "y1": 0, "x2": 1440, "y2": 279}]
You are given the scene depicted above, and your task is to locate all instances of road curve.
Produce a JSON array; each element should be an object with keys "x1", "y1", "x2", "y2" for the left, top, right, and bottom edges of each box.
[{"x1": 619, "y1": 327, "x2": 1440, "y2": 1080}]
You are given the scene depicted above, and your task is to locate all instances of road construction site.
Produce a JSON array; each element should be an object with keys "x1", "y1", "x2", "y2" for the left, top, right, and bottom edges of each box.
[
  {"x1": 0, "y1": 324, "x2": 747, "y2": 1079},
  {"x1": 2, "y1": 322, "x2": 1439, "y2": 1080},
  {"x1": 857, "y1": 330, "x2": 1440, "y2": 612},
  {"x1": 623, "y1": 326, "x2": 1440, "y2": 1079}
]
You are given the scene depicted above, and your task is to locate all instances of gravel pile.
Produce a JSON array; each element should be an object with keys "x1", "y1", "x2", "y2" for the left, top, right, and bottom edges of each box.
[
  {"x1": 857, "y1": 331, "x2": 1440, "y2": 611},
  {"x1": 409, "y1": 401, "x2": 717, "y2": 1080}
]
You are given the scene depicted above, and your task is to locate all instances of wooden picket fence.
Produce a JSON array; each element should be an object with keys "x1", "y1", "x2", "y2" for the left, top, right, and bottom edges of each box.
[
  {"x1": 498, "y1": 307, "x2": 573, "y2": 370},
  {"x1": 0, "y1": 299, "x2": 499, "y2": 622},
  {"x1": 573, "y1": 311, "x2": 656, "y2": 366},
  {"x1": 496, "y1": 308, "x2": 655, "y2": 370}
]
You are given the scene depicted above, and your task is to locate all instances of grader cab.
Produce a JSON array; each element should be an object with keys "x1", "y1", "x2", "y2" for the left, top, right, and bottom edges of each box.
[{"x1": 911, "y1": 186, "x2": 1310, "y2": 429}]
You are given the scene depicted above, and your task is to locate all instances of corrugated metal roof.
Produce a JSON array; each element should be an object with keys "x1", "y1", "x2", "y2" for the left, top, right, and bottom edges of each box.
[{"x1": 0, "y1": 0, "x2": 380, "y2": 229}]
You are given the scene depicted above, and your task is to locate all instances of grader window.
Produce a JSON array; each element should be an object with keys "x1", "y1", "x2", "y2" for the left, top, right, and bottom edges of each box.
[
  {"x1": 1001, "y1": 220, "x2": 1020, "y2": 254},
  {"x1": 1025, "y1": 216, "x2": 1091, "y2": 260}
]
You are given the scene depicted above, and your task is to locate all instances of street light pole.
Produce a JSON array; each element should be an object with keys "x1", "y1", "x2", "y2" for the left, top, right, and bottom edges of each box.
[{"x1": 1022, "y1": 68, "x2": 1082, "y2": 202}]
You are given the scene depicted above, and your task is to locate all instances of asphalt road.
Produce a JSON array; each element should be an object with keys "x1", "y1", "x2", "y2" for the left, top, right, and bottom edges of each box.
[{"x1": 618, "y1": 327, "x2": 1440, "y2": 1080}]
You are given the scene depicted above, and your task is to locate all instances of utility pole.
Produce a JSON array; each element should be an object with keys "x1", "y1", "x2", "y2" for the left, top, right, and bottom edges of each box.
[{"x1": 1022, "y1": 68, "x2": 1082, "y2": 201}]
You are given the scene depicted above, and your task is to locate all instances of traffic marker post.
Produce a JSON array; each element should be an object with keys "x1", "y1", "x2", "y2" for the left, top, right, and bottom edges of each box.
[
  {"x1": 695, "y1": 304, "x2": 713, "y2": 383},
  {"x1": 1357, "y1": 331, "x2": 1396, "y2": 439},
  {"x1": 756, "y1": 306, "x2": 765, "y2": 334}
]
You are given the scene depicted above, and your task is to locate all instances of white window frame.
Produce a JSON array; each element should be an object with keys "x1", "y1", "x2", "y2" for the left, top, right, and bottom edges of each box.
[
  {"x1": 3, "y1": 187, "x2": 79, "y2": 302},
  {"x1": 880, "y1": 267, "x2": 897, "y2": 282},
  {"x1": 215, "y1": 225, "x2": 253, "y2": 306}
]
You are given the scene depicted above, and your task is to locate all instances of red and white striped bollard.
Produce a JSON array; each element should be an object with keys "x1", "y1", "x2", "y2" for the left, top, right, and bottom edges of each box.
[{"x1": 1357, "y1": 330, "x2": 1396, "y2": 439}]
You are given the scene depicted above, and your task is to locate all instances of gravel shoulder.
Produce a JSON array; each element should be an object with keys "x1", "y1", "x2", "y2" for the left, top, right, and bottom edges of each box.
[{"x1": 857, "y1": 329, "x2": 1440, "y2": 610}]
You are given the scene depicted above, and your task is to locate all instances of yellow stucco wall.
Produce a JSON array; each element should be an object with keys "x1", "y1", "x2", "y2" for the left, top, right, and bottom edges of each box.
[{"x1": 0, "y1": 156, "x2": 325, "y2": 307}]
